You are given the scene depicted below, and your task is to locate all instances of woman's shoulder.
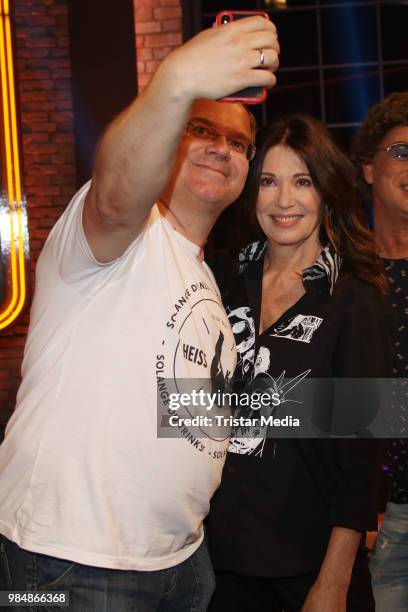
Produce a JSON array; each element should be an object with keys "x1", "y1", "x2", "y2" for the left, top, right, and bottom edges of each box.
[
  {"x1": 336, "y1": 271, "x2": 382, "y2": 298},
  {"x1": 209, "y1": 241, "x2": 266, "y2": 287},
  {"x1": 207, "y1": 251, "x2": 236, "y2": 289},
  {"x1": 238, "y1": 241, "x2": 267, "y2": 273},
  {"x1": 335, "y1": 271, "x2": 392, "y2": 321}
]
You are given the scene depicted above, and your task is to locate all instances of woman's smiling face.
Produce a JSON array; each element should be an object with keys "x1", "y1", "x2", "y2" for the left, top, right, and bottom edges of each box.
[{"x1": 256, "y1": 144, "x2": 322, "y2": 248}]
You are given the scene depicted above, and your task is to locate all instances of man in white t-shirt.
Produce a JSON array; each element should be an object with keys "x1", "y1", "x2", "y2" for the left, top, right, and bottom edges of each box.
[{"x1": 0, "y1": 16, "x2": 279, "y2": 612}]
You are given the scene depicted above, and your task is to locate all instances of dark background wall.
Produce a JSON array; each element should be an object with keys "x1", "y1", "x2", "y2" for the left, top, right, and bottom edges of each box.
[{"x1": 68, "y1": 0, "x2": 137, "y2": 186}]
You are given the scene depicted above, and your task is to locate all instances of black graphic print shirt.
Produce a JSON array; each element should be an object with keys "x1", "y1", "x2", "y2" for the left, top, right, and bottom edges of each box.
[
  {"x1": 208, "y1": 243, "x2": 394, "y2": 577},
  {"x1": 384, "y1": 258, "x2": 408, "y2": 504}
]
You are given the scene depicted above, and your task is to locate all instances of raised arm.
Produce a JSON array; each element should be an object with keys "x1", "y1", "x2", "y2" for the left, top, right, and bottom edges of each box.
[{"x1": 83, "y1": 16, "x2": 279, "y2": 262}]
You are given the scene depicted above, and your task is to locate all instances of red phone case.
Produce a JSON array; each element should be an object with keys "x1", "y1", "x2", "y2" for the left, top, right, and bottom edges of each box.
[
  {"x1": 215, "y1": 10, "x2": 270, "y2": 105},
  {"x1": 215, "y1": 10, "x2": 270, "y2": 26}
]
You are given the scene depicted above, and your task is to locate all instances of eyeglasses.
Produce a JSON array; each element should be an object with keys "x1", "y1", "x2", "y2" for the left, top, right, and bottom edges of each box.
[
  {"x1": 186, "y1": 121, "x2": 256, "y2": 162},
  {"x1": 377, "y1": 142, "x2": 408, "y2": 162}
]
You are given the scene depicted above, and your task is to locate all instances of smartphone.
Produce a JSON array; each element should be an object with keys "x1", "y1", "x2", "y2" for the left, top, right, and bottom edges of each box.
[{"x1": 215, "y1": 10, "x2": 270, "y2": 105}]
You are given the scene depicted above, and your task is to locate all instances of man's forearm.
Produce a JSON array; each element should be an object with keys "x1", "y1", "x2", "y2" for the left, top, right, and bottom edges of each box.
[
  {"x1": 316, "y1": 527, "x2": 361, "y2": 588},
  {"x1": 89, "y1": 59, "x2": 194, "y2": 230},
  {"x1": 83, "y1": 68, "x2": 193, "y2": 263},
  {"x1": 301, "y1": 528, "x2": 361, "y2": 611}
]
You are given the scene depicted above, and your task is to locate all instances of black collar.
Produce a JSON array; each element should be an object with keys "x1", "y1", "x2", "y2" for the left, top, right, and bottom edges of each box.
[{"x1": 238, "y1": 242, "x2": 342, "y2": 297}]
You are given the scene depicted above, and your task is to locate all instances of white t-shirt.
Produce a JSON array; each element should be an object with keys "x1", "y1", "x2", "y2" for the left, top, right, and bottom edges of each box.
[{"x1": 0, "y1": 182, "x2": 236, "y2": 570}]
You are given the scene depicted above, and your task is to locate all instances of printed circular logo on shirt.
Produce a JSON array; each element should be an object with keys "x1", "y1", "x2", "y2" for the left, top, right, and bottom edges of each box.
[
  {"x1": 157, "y1": 281, "x2": 236, "y2": 450},
  {"x1": 173, "y1": 298, "x2": 234, "y2": 381}
]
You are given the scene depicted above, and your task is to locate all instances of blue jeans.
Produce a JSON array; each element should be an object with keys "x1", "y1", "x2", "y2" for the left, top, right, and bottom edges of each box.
[
  {"x1": 0, "y1": 535, "x2": 215, "y2": 611},
  {"x1": 370, "y1": 501, "x2": 408, "y2": 612}
]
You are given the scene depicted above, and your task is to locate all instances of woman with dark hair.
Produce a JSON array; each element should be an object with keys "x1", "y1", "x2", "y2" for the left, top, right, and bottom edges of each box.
[{"x1": 207, "y1": 115, "x2": 393, "y2": 612}]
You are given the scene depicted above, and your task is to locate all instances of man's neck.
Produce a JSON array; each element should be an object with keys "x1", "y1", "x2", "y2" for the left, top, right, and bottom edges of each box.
[
  {"x1": 374, "y1": 205, "x2": 408, "y2": 259},
  {"x1": 157, "y1": 199, "x2": 217, "y2": 257}
]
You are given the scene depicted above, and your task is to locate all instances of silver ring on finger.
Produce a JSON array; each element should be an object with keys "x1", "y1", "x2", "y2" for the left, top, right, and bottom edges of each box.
[{"x1": 259, "y1": 49, "x2": 265, "y2": 67}]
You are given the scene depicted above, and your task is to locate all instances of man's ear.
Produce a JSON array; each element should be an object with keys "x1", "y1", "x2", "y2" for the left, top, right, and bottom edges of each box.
[{"x1": 362, "y1": 163, "x2": 374, "y2": 185}]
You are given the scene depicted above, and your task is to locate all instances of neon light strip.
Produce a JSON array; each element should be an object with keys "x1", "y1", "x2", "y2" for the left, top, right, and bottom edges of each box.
[
  {"x1": 0, "y1": 0, "x2": 27, "y2": 329},
  {"x1": 6, "y1": 6, "x2": 26, "y2": 315}
]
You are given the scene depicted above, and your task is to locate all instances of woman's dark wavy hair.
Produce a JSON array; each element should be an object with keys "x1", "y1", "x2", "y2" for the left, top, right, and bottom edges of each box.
[{"x1": 237, "y1": 114, "x2": 387, "y2": 294}]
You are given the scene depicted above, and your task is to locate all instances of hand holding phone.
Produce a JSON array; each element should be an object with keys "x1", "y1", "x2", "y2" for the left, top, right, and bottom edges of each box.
[
  {"x1": 157, "y1": 12, "x2": 278, "y2": 105},
  {"x1": 215, "y1": 11, "x2": 271, "y2": 105}
]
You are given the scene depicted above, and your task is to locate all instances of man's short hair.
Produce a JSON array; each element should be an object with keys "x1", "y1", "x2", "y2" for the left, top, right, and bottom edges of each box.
[
  {"x1": 243, "y1": 105, "x2": 257, "y2": 144},
  {"x1": 352, "y1": 92, "x2": 408, "y2": 199}
]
